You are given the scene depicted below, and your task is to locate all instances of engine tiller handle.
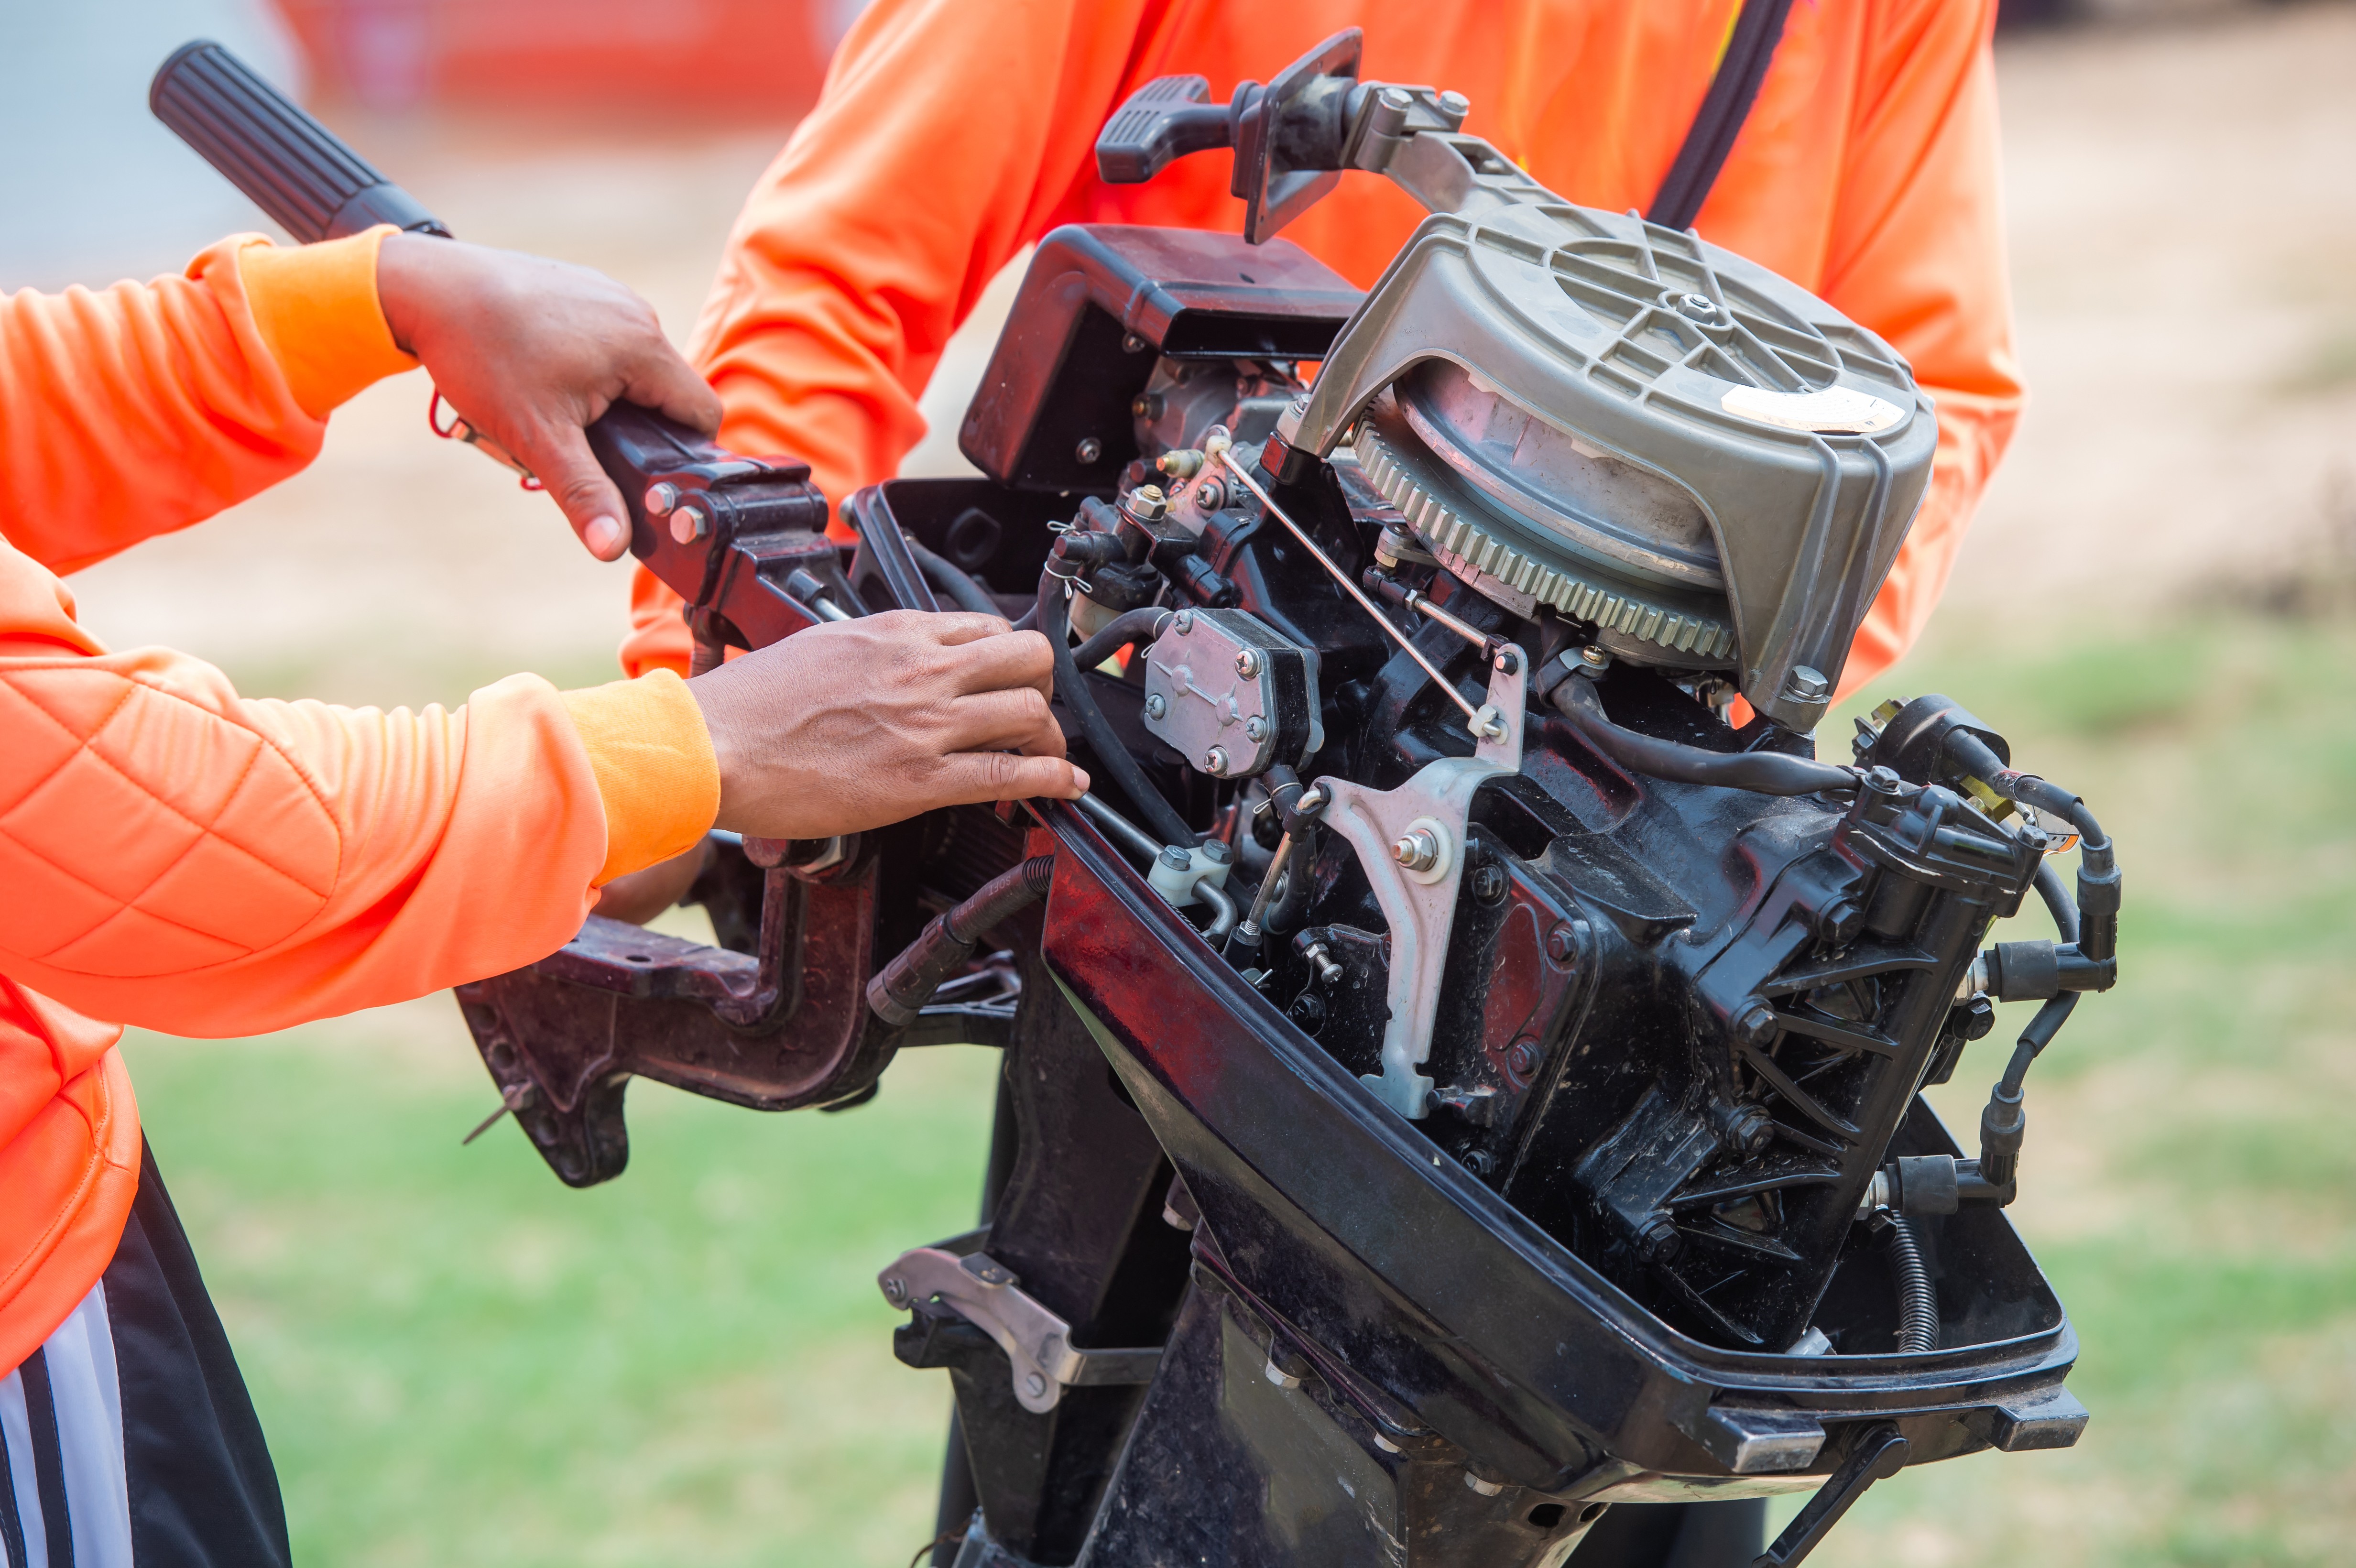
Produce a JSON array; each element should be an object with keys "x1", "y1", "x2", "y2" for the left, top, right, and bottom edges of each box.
[
  {"x1": 1095, "y1": 74, "x2": 1235, "y2": 184},
  {"x1": 151, "y1": 40, "x2": 450, "y2": 243}
]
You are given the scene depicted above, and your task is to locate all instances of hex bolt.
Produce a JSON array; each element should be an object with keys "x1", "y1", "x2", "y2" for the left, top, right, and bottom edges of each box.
[
  {"x1": 1144, "y1": 692, "x2": 1168, "y2": 720},
  {"x1": 1545, "y1": 924, "x2": 1579, "y2": 965},
  {"x1": 1380, "y1": 86, "x2": 1413, "y2": 111},
  {"x1": 643, "y1": 480, "x2": 678, "y2": 516},
  {"x1": 1234, "y1": 646, "x2": 1264, "y2": 678},
  {"x1": 1785, "y1": 664, "x2": 1831, "y2": 702},
  {"x1": 1203, "y1": 747, "x2": 1232, "y2": 776},
  {"x1": 1505, "y1": 1037, "x2": 1541, "y2": 1078},
  {"x1": 669, "y1": 502, "x2": 709, "y2": 545},
  {"x1": 1075, "y1": 436, "x2": 1103, "y2": 464},
  {"x1": 1157, "y1": 844, "x2": 1192, "y2": 873},
  {"x1": 1393, "y1": 828, "x2": 1441, "y2": 871},
  {"x1": 1732, "y1": 999, "x2": 1781, "y2": 1048},
  {"x1": 1439, "y1": 88, "x2": 1471, "y2": 118},
  {"x1": 1635, "y1": 1216, "x2": 1682, "y2": 1263},
  {"x1": 1200, "y1": 838, "x2": 1234, "y2": 867},
  {"x1": 1301, "y1": 940, "x2": 1343, "y2": 986},
  {"x1": 1243, "y1": 716, "x2": 1268, "y2": 742}
]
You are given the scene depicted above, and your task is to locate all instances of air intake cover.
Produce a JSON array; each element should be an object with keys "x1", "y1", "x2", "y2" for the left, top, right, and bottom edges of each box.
[{"x1": 1279, "y1": 202, "x2": 1936, "y2": 731}]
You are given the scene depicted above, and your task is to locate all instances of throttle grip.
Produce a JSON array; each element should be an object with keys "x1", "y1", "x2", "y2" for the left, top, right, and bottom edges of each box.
[{"x1": 150, "y1": 40, "x2": 449, "y2": 243}]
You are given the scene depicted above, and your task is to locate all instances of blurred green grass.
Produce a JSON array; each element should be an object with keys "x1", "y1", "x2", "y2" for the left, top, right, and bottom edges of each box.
[{"x1": 123, "y1": 611, "x2": 2356, "y2": 1567}]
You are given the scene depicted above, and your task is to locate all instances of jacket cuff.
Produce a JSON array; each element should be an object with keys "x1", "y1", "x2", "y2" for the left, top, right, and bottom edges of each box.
[
  {"x1": 558, "y1": 670, "x2": 720, "y2": 885},
  {"x1": 234, "y1": 226, "x2": 419, "y2": 419}
]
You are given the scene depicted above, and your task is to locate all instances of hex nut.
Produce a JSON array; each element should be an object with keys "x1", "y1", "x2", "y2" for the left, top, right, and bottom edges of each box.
[
  {"x1": 1393, "y1": 829, "x2": 1441, "y2": 871},
  {"x1": 1505, "y1": 1038, "x2": 1541, "y2": 1078},
  {"x1": 1732, "y1": 1000, "x2": 1781, "y2": 1048},
  {"x1": 1545, "y1": 925, "x2": 1578, "y2": 965}
]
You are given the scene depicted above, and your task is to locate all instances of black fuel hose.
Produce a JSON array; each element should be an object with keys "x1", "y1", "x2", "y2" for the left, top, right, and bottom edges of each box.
[
  {"x1": 1069, "y1": 608, "x2": 1173, "y2": 673},
  {"x1": 908, "y1": 538, "x2": 1001, "y2": 617},
  {"x1": 1551, "y1": 675, "x2": 1859, "y2": 796},
  {"x1": 1884, "y1": 1216, "x2": 1939, "y2": 1354},
  {"x1": 1036, "y1": 566, "x2": 1198, "y2": 849}
]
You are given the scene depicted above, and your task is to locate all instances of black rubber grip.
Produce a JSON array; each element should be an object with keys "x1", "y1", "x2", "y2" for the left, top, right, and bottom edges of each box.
[
  {"x1": 1096, "y1": 74, "x2": 1231, "y2": 184},
  {"x1": 151, "y1": 40, "x2": 449, "y2": 243}
]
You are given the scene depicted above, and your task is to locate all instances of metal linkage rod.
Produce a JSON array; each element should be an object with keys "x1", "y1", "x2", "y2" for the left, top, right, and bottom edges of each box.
[{"x1": 1214, "y1": 447, "x2": 1482, "y2": 728}]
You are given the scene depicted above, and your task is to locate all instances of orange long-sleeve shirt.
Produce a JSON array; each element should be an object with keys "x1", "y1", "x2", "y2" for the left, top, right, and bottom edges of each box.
[
  {"x1": 0, "y1": 230, "x2": 719, "y2": 1373},
  {"x1": 625, "y1": 0, "x2": 2021, "y2": 699}
]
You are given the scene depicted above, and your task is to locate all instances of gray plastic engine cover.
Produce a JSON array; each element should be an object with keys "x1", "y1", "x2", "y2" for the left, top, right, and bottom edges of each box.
[{"x1": 1276, "y1": 200, "x2": 1937, "y2": 732}]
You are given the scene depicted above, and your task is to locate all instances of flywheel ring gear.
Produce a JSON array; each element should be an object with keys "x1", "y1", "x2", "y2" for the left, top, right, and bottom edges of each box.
[{"x1": 1353, "y1": 416, "x2": 1738, "y2": 663}]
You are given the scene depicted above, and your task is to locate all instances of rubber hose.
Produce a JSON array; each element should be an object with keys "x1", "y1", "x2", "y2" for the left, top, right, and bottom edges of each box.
[
  {"x1": 1069, "y1": 607, "x2": 1173, "y2": 673},
  {"x1": 1885, "y1": 1216, "x2": 1939, "y2": 1355},
  {"x1": 866, "y1": 856, "x2": 1056, "y2": 1026},
  {"x1": 1036, "y1": 572, "x2": 1198, "y2": 848},
  {"x1": 908, "y1": 538, "x2": 1001, "y2": 617},
  {"x1": 1552, "y1": 677, "x2": 1857, "y2": 796}
]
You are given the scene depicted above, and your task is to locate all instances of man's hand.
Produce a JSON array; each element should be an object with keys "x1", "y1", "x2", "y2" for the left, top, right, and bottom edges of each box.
[
  {"x1": 687, "y1": 611, "x2": 1089, "y2": 838},
  {"x1": 374, "y1": 232, "x2": 722, "y2": 561}
]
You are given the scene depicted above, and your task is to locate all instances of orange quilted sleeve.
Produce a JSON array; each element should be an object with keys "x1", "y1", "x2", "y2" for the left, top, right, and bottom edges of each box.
[{"x1": 0, "y1": 229, "x2": 414, "y2": 576}]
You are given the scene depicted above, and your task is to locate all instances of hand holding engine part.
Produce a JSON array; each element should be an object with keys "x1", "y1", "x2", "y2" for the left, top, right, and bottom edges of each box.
[
  {"x1": 685, "y1": 610, "x2": 1085, "y2": 840},
  {"x1": 373, "y1": 231, "x2": 722, "y2": 561}
]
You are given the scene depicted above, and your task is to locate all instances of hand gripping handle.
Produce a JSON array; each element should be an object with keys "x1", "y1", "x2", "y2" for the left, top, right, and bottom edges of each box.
[
  {"x1": 150, "y1": 40, "x2": 450, "y2": 243},
  {"x1": 1095, "y1": 74, "x2": 1234, "y2": 184}
]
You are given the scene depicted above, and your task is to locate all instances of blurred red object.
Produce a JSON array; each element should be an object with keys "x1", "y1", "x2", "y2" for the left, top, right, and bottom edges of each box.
[{"x1": 269, "y1": 0, "x2": 857, "y2": 116}]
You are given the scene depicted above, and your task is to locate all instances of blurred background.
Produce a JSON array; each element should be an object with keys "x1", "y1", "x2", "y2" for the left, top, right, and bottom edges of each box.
[{"x1": 3, "y1": 0, "x2": 2354, "y2": 1562}]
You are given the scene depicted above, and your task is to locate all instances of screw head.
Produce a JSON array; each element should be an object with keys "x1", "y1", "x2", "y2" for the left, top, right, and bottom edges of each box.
[
  {"x1": 1144, "y1": 692, "x2": 1167, "y2": 720},
  {"x1": 1025, "y1": 1372, "x2": 1048, "y2": 1398},
  {"x1": 1234, "y1": 646, "x2": 1264, "y2": 678},
  {"x1": 1194, "y1": 480, "x2": 1222, "y2": 509},
  {"x1": 1732, "y1": 1000, "x2": 1781, "y2": 1048},
  {"x1": 882, "y1": 1276, "x2": 907, "y2": 1306},
  {"x1": 1243, "y1": 715, "x2": 1268, "y2": 742},
  {"x1": 1392, "y1": 829, "x2": 1441, "y2": 871},
  {"x1": 1172, "y1": 609, "x2": 1194, "y2": 634},
  {"x1": 1203, "y1": 747, "x2": 1231, "y2": 776},
  {"x1": 1075, "y1": 436, "x2": 1103, "y2": 464},
  {"x1": 1577, "y1": 644, "x2": 1612, "y2": 670},
  {"x1": 1470, "y1": 863, "x2": 1507, "y2": 904},
  {"x1": 644, "y1": 481, "x2": 678, "y2": 515},
  {"x1": 1121, "y1": 333, "x2": 1147, "y2": 353}
]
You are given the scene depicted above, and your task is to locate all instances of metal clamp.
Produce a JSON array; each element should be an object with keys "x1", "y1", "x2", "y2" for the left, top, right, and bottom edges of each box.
[
  {"x1": 1317, "y1": 648, "x2": 1526, "y2": 1118},
  {"x1": 878, "y1": 1247, "x2": 1162, "y2": 1414}
]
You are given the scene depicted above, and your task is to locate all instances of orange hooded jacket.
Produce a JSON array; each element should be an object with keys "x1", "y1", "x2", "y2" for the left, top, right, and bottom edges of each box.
[
  {"x1": 0, "y1": 228, "x2": 720, "y2": 1374},
  {"x1": 624, "y1": 0, "x2": 2021, "y2": 701}
]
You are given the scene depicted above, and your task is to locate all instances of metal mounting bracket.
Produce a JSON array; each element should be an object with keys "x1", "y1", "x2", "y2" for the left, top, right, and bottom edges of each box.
[
  {"x1": 878, "y1": 1247, "x2": 1162, "y2": 1414},
  {"x1": 1317, "y1": 648, "x2": 1526, "y2": 1118}
]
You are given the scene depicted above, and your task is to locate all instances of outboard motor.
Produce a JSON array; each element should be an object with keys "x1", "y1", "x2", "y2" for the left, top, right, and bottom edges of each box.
[{"x1": 158, "y1": 32, "x2": 2120, "y2": 1568}]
